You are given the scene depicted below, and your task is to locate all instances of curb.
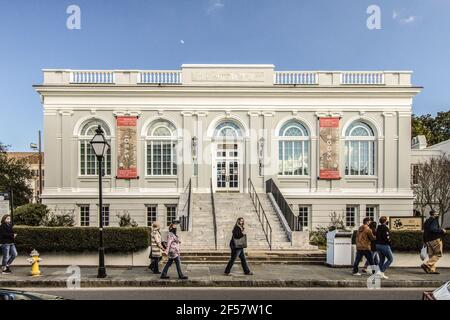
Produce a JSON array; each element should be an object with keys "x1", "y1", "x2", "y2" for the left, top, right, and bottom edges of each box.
[{"x1": 0, "y1": 279, "x2": 445, "y2": 288}]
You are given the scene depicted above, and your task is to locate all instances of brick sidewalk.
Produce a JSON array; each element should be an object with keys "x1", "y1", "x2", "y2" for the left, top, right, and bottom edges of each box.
[{"x1": 0, "y1": 264, "x2": 448, "y2": 288}]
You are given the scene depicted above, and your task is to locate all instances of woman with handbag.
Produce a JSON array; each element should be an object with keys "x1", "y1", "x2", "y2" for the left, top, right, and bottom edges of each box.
[
  {"x1": 160, "y1": 223, "x2": 188, "y2": 279},
  {"x1": 224, "y1": 217, "x2": 253, "y2": 276}
]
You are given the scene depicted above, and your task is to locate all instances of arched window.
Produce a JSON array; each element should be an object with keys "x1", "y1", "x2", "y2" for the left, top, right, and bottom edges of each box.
[
  {"x1": 146, "y1": 120, "x2": 177, "y2": 176},
  {"x1": 345, "y1": 121, "x2": 375, "y2": 176},
  {"x1": 79, "y1": 119, "x2": 112, "y2": 176},
  {"x1": 213, "y1": 121, "x2": 242, "y2": 138},
  {"x1": 278, "y1": 120, "x2": 309, "y2": 176}
]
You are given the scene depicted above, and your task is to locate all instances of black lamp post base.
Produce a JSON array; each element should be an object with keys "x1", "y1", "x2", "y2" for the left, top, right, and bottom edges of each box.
[{"x1": 97, "y1": 268, "x2": 107, "y2": 279}]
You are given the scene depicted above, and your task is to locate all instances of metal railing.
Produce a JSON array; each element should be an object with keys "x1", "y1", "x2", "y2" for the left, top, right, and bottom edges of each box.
[
  {"x1": 248, "y1": 178, "x2": 273, "y2": 250},
  {"x1": 265, "y1": 179, "x2": 300, "y2": 232},
  {"x1": 179, "y1": 179, "x2": 192, "y2": 231},
  {"x1": 210, "y1": 178, "x2": 218, "y2": 250}
]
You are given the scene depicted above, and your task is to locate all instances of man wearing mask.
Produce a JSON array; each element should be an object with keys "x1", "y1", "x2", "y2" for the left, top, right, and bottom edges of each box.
[{"x1": 422, "y1": 210, "x2": 446, "y2": 274}]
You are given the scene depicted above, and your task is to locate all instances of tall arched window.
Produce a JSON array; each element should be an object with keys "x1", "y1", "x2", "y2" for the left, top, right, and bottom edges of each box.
[
  {"x1": 345, "y1": 121, "x2": 375, "y2": 176},
  {"x1": 79, "y1": 119, "x2": 112, "y2": 176},
  {"x1": 278, "y1": 120, "x2": 310, "y2": 176},
  {"x1": 146, "y1": 120, "x2": 177, "y2": 176}
]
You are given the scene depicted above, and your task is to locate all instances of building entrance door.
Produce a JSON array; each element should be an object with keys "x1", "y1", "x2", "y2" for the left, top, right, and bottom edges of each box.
[{"x1": 215, "y1": 143, "x2": 239, "y2": 192}]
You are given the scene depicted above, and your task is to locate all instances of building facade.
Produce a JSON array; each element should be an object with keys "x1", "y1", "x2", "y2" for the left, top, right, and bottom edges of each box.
[{"x1": 35, "y1": 64, "x2": 421, "y2": 232}]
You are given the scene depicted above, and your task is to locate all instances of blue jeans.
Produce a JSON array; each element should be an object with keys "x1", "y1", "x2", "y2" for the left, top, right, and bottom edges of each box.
[
  {"x1": 161, "y1": 256, "x2": 185, "y2": 278},
  {"x1": 364, "y1": 251, "x2": 379, "y2": 268},
  {"x1": 225, "y1": 247, "x2": 251, "y2": 274},
  {"x1": 353, "y1": 250, "x2": 374, "y2": 274},
  {"x1": 376, "y1": 244, "x2": 394, "y2": 272},
  {"x1": 2, "y1": 244, "x2": 17, "y2": 268}
]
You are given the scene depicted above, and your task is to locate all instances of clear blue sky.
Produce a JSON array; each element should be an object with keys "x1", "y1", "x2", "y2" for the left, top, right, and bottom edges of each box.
[{"x1": 0, "y1": 0, "x2": 449, "y2": 151}]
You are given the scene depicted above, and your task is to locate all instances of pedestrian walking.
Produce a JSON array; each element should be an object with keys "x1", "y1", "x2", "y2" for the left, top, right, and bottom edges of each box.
[
  {"x1": 149, "y1": 221, "x2": 165, "y2": 274},
  {"x1": 421, "y1": 210, "x2": 447, "y2": 274},
  {"x1": 0, "y1": 215, "x2": 17, "y2": 275},
  {"x1": 375, "y1": 216, "x2": 393, "y2": 279},
  {"x1": 160, "y1": 223, "x2": 188, "y2": 279},
  {"x1": 362, "y1": 220, "x2": 379, "y2": 273},
  {"x1": 352, "y1": 217, "x2": 376, "y2": 276},
  {"x1": 224, "y1": 217, "x2": 253, "y2": 276}
]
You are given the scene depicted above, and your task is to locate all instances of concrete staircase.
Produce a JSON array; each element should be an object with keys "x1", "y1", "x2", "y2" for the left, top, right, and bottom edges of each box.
[
  {"x1": 180, "y1": 191, "x2": 325, "y2": 264},
  {"x1": 214, "y1": 193, "x2": 291, "y2": 250},
  {"x1": 190, "y1": 193, "x2": 216, "y2": 249}
]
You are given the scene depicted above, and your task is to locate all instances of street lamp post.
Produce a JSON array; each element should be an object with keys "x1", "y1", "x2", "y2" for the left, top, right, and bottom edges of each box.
[
  {"x1": 90, "y1": 125, "x2": 110, "y2": 279},
  {"x1": 30, "y1": 130, "x2": 43, "y2": 203}
]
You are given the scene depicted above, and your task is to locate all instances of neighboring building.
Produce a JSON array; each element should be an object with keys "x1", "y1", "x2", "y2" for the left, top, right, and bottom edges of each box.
[
  {"x1": 7, "y1": 152, "x2": 44, "y2": 203},
  {"x1": 411, "y1": 135, "x2": 450, "y2": 227},
  {"x1": 35, "y1": 64, "x2": 421, "y2": 248}
]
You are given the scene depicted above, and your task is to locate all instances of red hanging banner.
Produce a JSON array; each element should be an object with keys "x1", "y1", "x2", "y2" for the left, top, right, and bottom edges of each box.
[
  {"x1": 319, "y1": 117, "x2": 341, "y2": 180},
  {"x1": 117, "y1": 116, "x2": 138, "y2": 179}
]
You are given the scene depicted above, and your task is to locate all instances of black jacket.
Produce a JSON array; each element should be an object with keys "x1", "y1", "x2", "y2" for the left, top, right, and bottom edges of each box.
[
  {"x1": 423, "y1": 217, "x2": 445, "y2": 243},
  {"x1": 0, "y1": 223, "x2": 15, "y2": 244},
  {"x1": 229, "y1": 225, "x2": 245, "y2": 248},
  {"x1": 375, "y1": 224, "x2": 391, "y2": 246}
]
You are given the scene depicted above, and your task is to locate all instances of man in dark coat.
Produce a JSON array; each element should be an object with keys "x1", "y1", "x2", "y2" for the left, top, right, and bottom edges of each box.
[{"x1": 421, "y1": 210, "x2": 446, "y2": 274}]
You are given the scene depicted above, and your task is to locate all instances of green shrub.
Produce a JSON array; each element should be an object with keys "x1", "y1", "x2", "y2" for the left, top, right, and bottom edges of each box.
[
  {"x1": 43, "y1": 212, "x2": 75, "y2": 227},
  {"x1": 14, "y1": 204, "x2": 49, "y2": 226},
  {"x1": 14, "y1": 227, "x2": 150, "y2": 253},
  {"x1": 390, "y1": 231, "x2": 450, "y2": 252},
  {"x1": 350, "y1": 230, "x2": 449, "y2": 252}
]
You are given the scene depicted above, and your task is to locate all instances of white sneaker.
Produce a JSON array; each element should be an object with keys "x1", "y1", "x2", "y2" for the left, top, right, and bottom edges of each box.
[
  {"x1": 353, "y1": 272, "x2": 361, "y2": 276},
  {"x1": 376, "y1": 271, "x2": 389, "y2": 279}
]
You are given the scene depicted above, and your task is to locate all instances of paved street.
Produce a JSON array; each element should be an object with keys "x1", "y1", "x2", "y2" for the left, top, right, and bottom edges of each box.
[
  {"x1": 0, "y1": 264, "x2": 448, "y2": 288},
  {"x1": 13, "y1": 287, "x2": 433, "y2": 300}
]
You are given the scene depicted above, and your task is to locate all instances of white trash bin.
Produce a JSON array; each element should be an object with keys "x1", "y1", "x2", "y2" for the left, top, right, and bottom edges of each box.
[{"x1": 326, "y1": 229, "x2": 353, "y2": 267}]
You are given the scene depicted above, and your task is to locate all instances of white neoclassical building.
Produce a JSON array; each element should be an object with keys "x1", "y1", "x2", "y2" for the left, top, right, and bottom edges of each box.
[{"x1": 35, "y1": 64, "x2": 421, "y2": 249}]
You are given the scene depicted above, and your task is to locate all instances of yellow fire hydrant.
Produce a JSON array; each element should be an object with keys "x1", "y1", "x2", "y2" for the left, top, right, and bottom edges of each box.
[{"x1": 27, "y1": 249, "x2": 42, "y2": 277}]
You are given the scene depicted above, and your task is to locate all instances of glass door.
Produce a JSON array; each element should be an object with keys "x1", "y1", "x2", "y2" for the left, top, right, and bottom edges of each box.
[{"x1": 215, "y1": 143, "x2": 239, "y2": 191}]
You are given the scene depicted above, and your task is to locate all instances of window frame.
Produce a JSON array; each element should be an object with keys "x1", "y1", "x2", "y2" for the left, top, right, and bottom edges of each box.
[
  {"x1": 78, "y1": 120, "x2": 112, "y2": 177},
  {"x1": 278, "y1": 121, "x2": 310, "y2": 177},
  {"x1": 345, "y1": 205, "x2": 359, "y2": 228},
  {"x1": 79, "y1": 205, "x2": 90, "y2": 227},
  {"x1": 146, "y1": 205, "x2": 158, "y2": 227},
  {"x1": 344, "y1": 121, "x2": 376, "y2": 177},
  {"x1": 165, "y1": 205, "x2": 177, "y2": 227},
  {"x1": 145, "y1": 121, "x2": 178, "y2": 177}
]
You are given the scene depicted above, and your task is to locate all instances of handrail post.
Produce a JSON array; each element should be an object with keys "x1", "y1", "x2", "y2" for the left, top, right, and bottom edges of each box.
[{"x1": 210, "y1": 178, "x2": 218, "y2": 250}]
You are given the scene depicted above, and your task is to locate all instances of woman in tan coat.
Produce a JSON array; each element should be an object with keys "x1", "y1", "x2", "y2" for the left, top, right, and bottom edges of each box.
[{"x1": 149, "y1": 222, "x2": 165, "y2": 274}]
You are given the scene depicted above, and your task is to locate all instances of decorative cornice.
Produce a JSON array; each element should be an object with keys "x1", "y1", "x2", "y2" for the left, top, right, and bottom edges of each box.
[
  {"x1": 382, "y1": 111, "x2": 396, "y2": 117},
  {"x1": 248, "y1": 111, "x2": 261, "y2": 117},
  {"x1": 59, "y1": 110, "x2": 74, "y2": 116},
  {"x1": 315, "y1": 111, "x2": 329, "y2": 118},
  {"x1": 113, "y1": 110, "x2": 142, "y2": 117},
  {"x1": 195, "y1": 111, "x2": 209, "y2": 117},
  {"x1": 330, "y1": 111, "x2": 343, "y2": 117},
  {"x1": 262, "y1": 111, "x2": 275, "y2": 117}
]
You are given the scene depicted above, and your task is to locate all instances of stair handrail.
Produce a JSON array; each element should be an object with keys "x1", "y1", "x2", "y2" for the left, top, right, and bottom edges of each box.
[
  {"x1": 179, "y1": 178, "x2": 192, "y2": 231},
  {"x1": 266, "y1": 179, "x2": 299, "y2": 232},
  {"x1": 248, "y1": 178, "x2": 273, "y2": 250},
  {"x1": 210, "y1": 178, "x2": 218, "y2": 250}
]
